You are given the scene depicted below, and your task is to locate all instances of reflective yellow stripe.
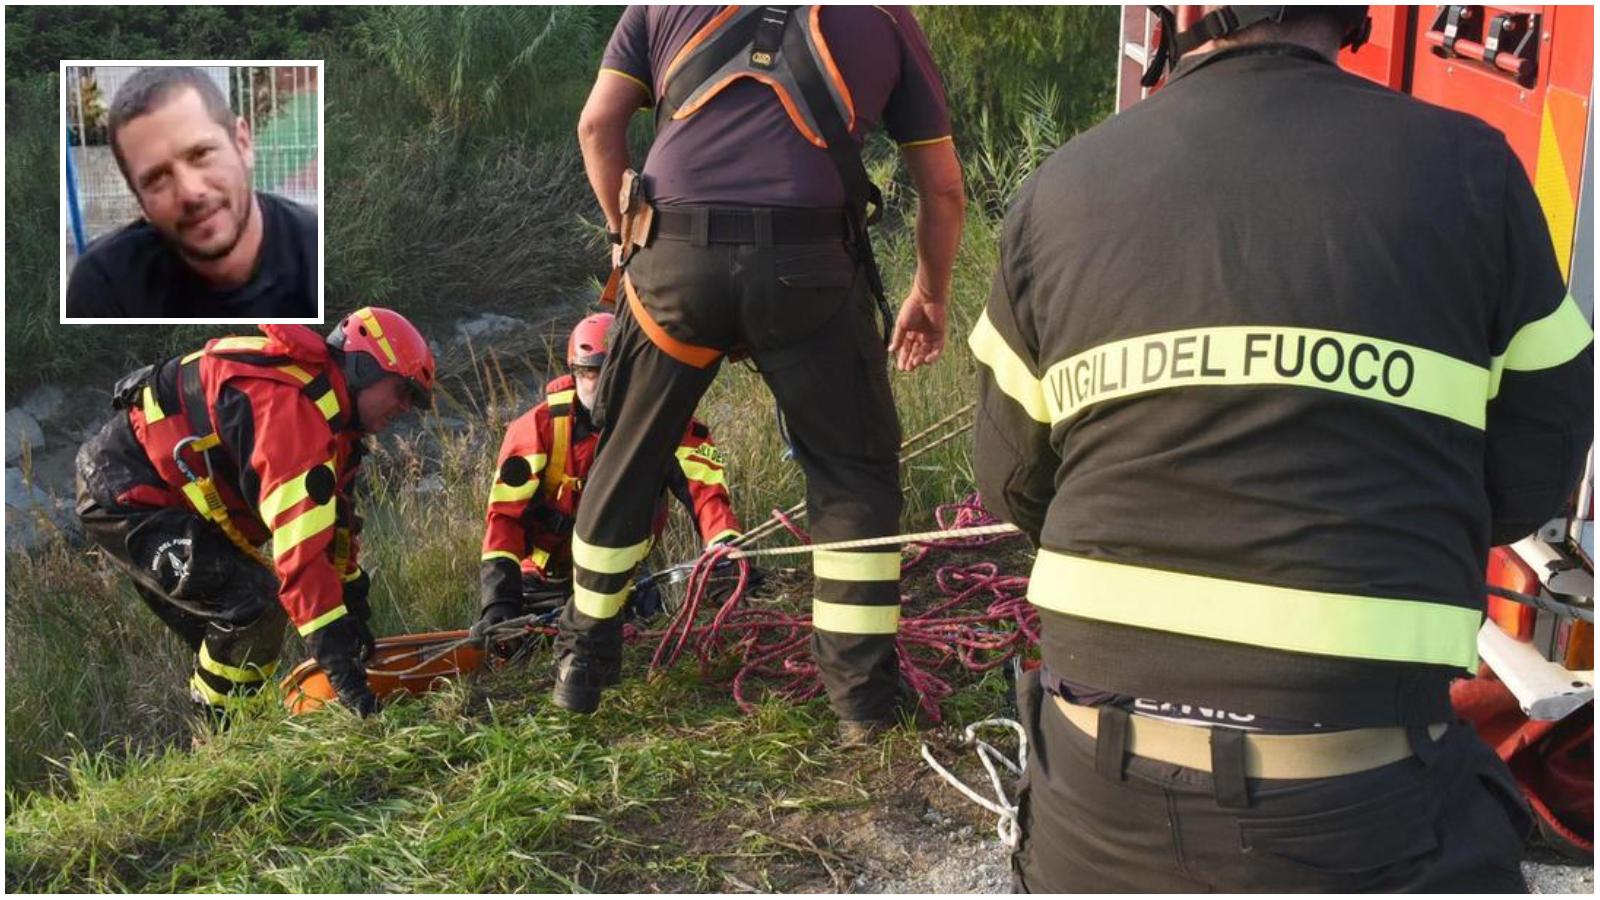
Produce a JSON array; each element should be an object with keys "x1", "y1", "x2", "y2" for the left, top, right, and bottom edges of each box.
[
  {"x1": 341, "y1": 566, "x2": 361, "y2": 583},
  {"x1": 547, "y1": 389, "x2": 576, "y2": 406},
  {"x1": 899, "y1": 134, "x2": 953, "y2": 149},
  {"x1": 574, "y1": 583, "x2": 630, "y2": 619},
  {"x1": 675, "y1": 450, "x2": 727, "y2": 486},
  {"x1": 1488, "y1": 294, "x2": 1592, "y2": 398},
  {"x1": 314, "y1": 391, "x2": 341, "y2": 421},
  {"x1": 572, "y1": 534, "x2": 652, "y2": 575},
  {"x1": 277, "y1": 364, "x2": 314, "y2": 384},
  {"x1": 357, "y1": 309, "x2": 399, "y2": 366},
  {"x1": 211, "y1": 336, "x2": 271, "y2": 354},
  {"x1": 272, "y1": 502, "x2": 337, "y2": 560},
  {"x1": 142, "y1": 385, "x2": 167, "y2": 423},
  {"x1": 482, "y1": 549, "x2": 522, "y2": 564},
  {"x1": 812, "y1": 600, "x2": 900, "y2": 635},
  {"x1": 600, "y1": 66, "x2": 653, "y2": 98},
  {"x1": 706, "y1": 528, "x2": 741, "y2": 546},
  {"x1": 258, "y1": 462, "x2": 334, "y2": 526},
  {"x1": 1029, "y1": 551, "x2": 1481, "y2": 669},
  {"x1": 490, "y1": 481, "x2": 539, "y2": 504},
  {"x1": 182, "y1": 349, "x2": 206, "y2": 363},
  {"x1": 189, "y1": 672, "x2": 230, "y2": 706},
  {"x1": 1042, "y1": 326, "x2": 1491, "y2": 430},
  {"x1": 814, "y1": 549, "x2": 901, "y2": 582},
  {"x1": 297, "y1": 604, "x2": 348, "y2": 636},
  {"x1": 969, "y1": 310, "x2": 1050, "y2": 424},
  {"x1": 198, "y1": 643, "x2": 277, "y2": 684}
]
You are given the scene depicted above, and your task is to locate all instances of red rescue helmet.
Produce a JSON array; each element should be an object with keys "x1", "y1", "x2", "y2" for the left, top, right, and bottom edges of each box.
[
  {"x1": 567, "y1": 312, "x2": 614, "y2": 368},
  {"x1": 327, "y1": 306, "x2": 436, "y2": 410}
]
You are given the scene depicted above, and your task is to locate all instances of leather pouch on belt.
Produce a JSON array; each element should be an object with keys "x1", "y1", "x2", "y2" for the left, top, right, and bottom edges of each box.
[{"x1": 602, "y1": 169, "x2": 656, "y2": 308}]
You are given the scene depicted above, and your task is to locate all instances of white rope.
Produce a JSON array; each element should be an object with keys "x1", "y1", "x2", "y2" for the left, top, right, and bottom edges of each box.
[
  {"x1": 919, "y1": 717, "x2": 1029, "y2": 849},
  {"x1": 724, "y1": 523, "x2": 1022, "y2": 560}
]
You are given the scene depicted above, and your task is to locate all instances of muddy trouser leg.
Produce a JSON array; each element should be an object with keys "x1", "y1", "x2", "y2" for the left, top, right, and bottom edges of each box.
[
  {"x1": 76, "y1": 485, "x2": 286, "y2": 711},
  {"x1": 1011, "y1": 669, "x2": 1531, "y2": 892},
  {"x1": 559, "y1": 239, "x2": 728, "y2": 680},
  {"x1": 747, "y1": 243, "x2": 903, "y2": 724}
]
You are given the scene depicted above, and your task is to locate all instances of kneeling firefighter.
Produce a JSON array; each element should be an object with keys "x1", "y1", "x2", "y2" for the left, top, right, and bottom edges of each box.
[
  {"x1": 75, "y1": 308, "x2": 436, "y2": 718},
  {"x1": 472, "y1": 311, "x2": 741, "y2": 662}
]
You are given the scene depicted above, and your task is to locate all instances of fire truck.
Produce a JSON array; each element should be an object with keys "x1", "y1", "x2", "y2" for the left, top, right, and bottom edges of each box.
[{"x1": 1117, "y1": 4, "x2": 1593, "y2": 857}]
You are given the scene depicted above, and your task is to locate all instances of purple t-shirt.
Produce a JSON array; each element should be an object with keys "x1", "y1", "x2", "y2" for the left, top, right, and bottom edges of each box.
[{"x1": 601, "y1": 5, "x2": 952, "y2": 208}]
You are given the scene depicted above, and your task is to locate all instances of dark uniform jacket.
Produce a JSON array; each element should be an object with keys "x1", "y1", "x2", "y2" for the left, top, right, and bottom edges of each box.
[{"x1": 971, "y1": 44, "x2": 1594, "y2": 727}]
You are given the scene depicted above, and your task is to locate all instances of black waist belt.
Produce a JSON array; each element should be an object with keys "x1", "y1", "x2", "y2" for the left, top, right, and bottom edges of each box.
[{"x1": 655, "y1": 207, "x2": 848, "y2": 245}]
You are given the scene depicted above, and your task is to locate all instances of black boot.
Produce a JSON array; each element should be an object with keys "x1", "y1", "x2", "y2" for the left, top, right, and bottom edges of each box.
[{"x1": 551, "y1": 654, "x2": 606, "y2": 713}]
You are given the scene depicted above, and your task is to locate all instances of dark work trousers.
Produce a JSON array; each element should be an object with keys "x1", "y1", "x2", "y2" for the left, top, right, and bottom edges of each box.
[
  {"x1": 74, "y1": 426, "x2": 286, "y2": 709},
  {"x1": 1010, "y1": 669, "x2": 1533, "y2": 893},
  {"x1": 559, "y1": 216, "x2": 906, "y2": 722}
]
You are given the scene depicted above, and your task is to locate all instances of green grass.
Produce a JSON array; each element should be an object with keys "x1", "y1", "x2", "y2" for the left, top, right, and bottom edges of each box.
[{"x1": 4, "y1": 667, "x2": 916, "y2": 892}]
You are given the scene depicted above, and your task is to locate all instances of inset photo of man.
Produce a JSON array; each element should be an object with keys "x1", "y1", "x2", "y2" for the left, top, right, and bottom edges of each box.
[{"x1": 61, "y1": 62, "x2": 321, "y2": 322}]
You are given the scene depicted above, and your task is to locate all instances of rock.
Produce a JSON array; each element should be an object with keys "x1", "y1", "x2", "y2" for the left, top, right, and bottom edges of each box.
[
  {"x1": 5, "y1": 408, "x2": 45, "y2": 464},
  {"x1": 454, "y1": 313, "x2": 527, "y2": 343},
  {"x1": 5, "y1": 466, "x2": 77, "y2": 552},
  {"x1": 20, "y1": 384, "x2": 65, "y2": 422}
]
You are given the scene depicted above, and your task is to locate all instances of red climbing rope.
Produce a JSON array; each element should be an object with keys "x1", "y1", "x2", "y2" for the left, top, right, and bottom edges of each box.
[{"x1": 641, "y1": 494, "x2": 1035, "y2": 723}]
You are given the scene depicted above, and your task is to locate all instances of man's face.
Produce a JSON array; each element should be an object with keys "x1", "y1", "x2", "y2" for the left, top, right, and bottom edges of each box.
[
  {"x1": 117, "y1": 87, "x2": 255, "y2": 263},
  {"x1": 356, "y1": 375, "x2": 415, "y2": 434},
  {"x1": 573, "y1": 366, "x2": 601, "y2": 411}
]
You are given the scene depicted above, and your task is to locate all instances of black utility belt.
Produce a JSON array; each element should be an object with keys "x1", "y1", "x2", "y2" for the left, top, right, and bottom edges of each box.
[{"x1": 654, "y1": 206, "x2": 849, "y2": 245}]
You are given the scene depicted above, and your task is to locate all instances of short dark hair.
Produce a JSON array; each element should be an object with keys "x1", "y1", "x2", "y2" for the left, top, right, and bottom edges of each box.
[{"x1": 107, "y1": 66, "x2": 236, "y2": 184}]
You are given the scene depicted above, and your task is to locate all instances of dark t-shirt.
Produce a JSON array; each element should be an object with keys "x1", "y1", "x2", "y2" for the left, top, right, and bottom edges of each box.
[
  {"x1": 601, "y1": 5, "x2": 952, "y2": 208},
  {"x1": 66, "y1": 191, "x2": 318, "y2": 319}
]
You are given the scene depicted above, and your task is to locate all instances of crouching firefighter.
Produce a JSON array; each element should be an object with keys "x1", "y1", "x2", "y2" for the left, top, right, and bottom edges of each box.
[
  {"x1": 75, "y1": 308, "x2": 436, "y2": 719},
  {"x1": 471, "y1": 311, "x2": 741, "y2": 668}
]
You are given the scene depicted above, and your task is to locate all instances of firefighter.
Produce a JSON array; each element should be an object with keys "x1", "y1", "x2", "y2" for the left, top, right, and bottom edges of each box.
[
  {"x1": 972, "y1": 6, "x2": 1593, "y2": 892},
  {"x1": 563, "y1": 6, "x2": 965, "y2": 738},
  {"x1": 471, "y1": 311, "x2": 741, "y2": 658},
  {"x1": 75, "y1": 307, "x2": 436, "y2": 719}
]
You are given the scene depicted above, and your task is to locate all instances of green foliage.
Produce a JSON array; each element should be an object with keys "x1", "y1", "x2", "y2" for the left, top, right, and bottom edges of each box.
[
  {"x1": 917, "y1": 6, "x2": 1118, "y2": 151},
  {"x1": 4, "y1": 6, "x2": 362, "y2": 83},
  {"x1": 357, "y1": 6, "x2": 619, "y2": 142}
]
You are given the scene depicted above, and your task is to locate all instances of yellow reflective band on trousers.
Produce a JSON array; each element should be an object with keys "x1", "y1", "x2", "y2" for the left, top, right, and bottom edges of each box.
[
  {"x1": 482, "y1": 549, "x2": 521, "y2": 564},
  {"x1": 297, "y1": 604, "x2": 348, "y2": 636},
  {"x1": 199, "y1": 643, "x2": 278, "y2": 683},
  {"x1": 812, "y1": 599, "x2": 900, "y2": 635},
  {"x1": 968, "y1": 311, "x2": 1051, "y2": 424},
  {"x1": 190, "y1": 672, "x2": 230, "y2": 706},
  {"x1": 1488, "y1": 294, "x2": 1593, "y2": 398},
  {"x1": 814, "y1": 549, "x2": 901, "y2": 582},
  {"x1": 1043, "y1": 326, "x2": 1492, "y2": 430},
  {"x1": 1029, "y1": 551, "x2": 1482, "y2": 669},
  {"x1": 675, "y1": 446, "x2": 727, "y2": 486},
  {"x1": 575, "y1": 583, "x2": 630, "y2": 619},
  {"x1": 259, "y1": 461, "x2": 336, "y2": 525},
  {"x1": 572, "y1": 534, "x2": 652, "y2": 575}
]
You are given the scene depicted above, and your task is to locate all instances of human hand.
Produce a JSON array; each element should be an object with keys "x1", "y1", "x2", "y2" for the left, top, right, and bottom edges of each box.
[{"x1": 888, "y1": 283, "x2": 948, "y2": 372}]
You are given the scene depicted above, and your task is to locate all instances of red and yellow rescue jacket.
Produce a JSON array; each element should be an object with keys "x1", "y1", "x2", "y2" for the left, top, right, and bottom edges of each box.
[
  {"x1": 480, "y1": 375, "x2": 738, "y2": 606},
  {"x1": 124, "y1": 324, "x2": 366, "y2": 636}
]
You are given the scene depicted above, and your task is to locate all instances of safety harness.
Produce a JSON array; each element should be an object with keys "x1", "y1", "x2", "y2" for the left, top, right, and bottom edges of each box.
[
  {"x1": 540, "y1": 387, "x2": 581, "y2": 505},
  {"x1": 126, "y1": 335, "x2": 352, "y2": 569},
  {"x1": 656, "y1": 5, "x2": 893, "y2": 338}
]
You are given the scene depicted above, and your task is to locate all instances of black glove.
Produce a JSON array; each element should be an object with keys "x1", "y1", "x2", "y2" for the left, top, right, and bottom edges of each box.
[
  {"x1": 343, "y1": 568, "x2": 372, "y2": 622},
  {"x1": 627, "y1": 577, "x2": 665, "y2": 622},
  {"x1": 306, "y1": 616, "x2": 380, "y2": 717},
  {"x1": 470, "y1": 600, "x2": 526, "y2": 658}
]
